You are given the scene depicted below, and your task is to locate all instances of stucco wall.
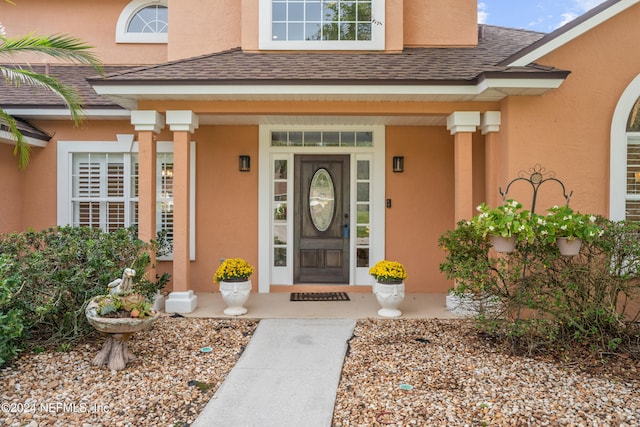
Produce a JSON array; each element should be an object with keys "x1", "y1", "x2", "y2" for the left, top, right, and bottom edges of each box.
[
  {"x1": 499, "y1": 5, "x2": 640, "y2": 216},
  {"x1": 190, "y1": 125, "x2": 259, "y2": 292},
  {"x1": 1, "y1": 0, "x2": 167, "y2": 65},
  {"x1": 168, "y1": 0, "x2": 241, "y2": 61},
  {"x1": 0, "y1": 143, "x2": 22, "y2": 233},
  {"x1": 385, "y1": 126, "x2": 455, "y2": 293},
  {"x1": 2, "y1": 0, "x2": 478, "y2": 62},
  {"x1": 404, "y1": 0, "x2": 478, "y2": 47}
]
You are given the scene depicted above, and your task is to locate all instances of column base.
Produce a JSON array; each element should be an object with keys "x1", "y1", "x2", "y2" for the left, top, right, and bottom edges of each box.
[
  {"x1": 165, "y1": 290, "x2": 198, "y2": 313},
  {"x1": 446, "y1": 291, "x2": 501, "y2": 316}
]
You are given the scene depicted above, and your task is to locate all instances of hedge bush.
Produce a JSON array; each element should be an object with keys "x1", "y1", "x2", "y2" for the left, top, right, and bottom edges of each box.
[
  {"x1": 439, "y1": 217, "x2": 640, "y2": 356},
  {"x1": 0, "y1": 226, "x2": 169, "y2": 366},
  {"x1": 0, "y1": 257, "x2": 25, "y2": 366}
]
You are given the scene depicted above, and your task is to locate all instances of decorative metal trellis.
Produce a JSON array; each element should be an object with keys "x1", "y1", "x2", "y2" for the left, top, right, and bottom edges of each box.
[{"x1": 498, "y1": 164, "x2": 573, "y2": 349}]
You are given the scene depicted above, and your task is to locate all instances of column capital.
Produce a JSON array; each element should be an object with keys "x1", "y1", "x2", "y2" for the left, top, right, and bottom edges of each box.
[
  {"x1": 166, "y1": 110, "x2": 199, "y2": 133},
  {"x1": 131, "y1": 110, "x2": 165, "y2": 133},
  {"x1": 447, "y1": 111, "x2": 480, "y2": 135},
  {"x1": 481, "y1": 111, "x2": 502, "y2": 135}
]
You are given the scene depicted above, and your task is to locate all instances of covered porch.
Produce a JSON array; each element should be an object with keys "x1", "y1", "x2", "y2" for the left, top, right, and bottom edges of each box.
[{"x1": 175, "y1": 291, "x2": 462, "y2": 319}]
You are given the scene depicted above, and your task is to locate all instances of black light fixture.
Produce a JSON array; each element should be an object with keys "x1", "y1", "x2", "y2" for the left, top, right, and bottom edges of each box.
[
  {"x1": 392, "y1": 156, "x2": 404, "y2": 173},
  {"x1": 239, "y1": 155, "x2": 251, "y2": 172}
]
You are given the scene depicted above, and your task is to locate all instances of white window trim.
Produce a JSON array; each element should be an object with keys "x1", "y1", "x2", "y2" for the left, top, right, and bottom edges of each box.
[
  {"x1": 258, "y1": 0, "x2": 385, "y2": 51},
  {"x1": 258, "y1": 124, "x2": 385, "y2": 292},
  {"x1": 57, "y1": 136, "x2": 196, "y2": 260},
  {"x1": 116, "y1": 0, "x2": 168, "y2": 44},
  {"x1": 610, "y1": 73, "x2": 640, "y2": 220}
]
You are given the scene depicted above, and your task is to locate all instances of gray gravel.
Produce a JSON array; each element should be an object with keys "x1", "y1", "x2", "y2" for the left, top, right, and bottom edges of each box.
[
  {"x1": 333, "y1": 319, "x2": 640, "y2": 427},
  {"x1": 1, "y1": 317, "x2": 639, "y2": 427},
  {"x1": 1, "y1": 317, "x2": 257, "y2": 427}
]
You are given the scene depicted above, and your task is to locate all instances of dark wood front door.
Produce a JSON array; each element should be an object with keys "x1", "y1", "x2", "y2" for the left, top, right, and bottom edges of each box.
[{"x1": 294, "y1": 155, "x2": 350, "y2": 283}]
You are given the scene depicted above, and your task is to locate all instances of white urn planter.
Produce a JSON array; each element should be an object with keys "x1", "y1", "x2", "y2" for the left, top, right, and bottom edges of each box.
[
  {"x1": 373, "y1": 281, "x2": 405, "y2": 318},
  {"x1": 556, "y1": 237, "x2": 582, "y2": 256},
  {"x1": 490, "y1": 235, "x2": 517, "y2": 253},
  {"x1": 220, "y1": 280, "x2": 251, "y2": 316}
]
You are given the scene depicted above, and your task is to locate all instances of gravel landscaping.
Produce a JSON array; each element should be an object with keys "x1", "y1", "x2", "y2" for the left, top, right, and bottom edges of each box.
[
  {"x1": 334, "y1": 319, "x2": 640, "y2": 427},
  {"x1": 1, "y1": 317, "x2": 257, "y2": 427},
  {"x1": 1, "y1": 317, "x2": 639, "y2": 427}
]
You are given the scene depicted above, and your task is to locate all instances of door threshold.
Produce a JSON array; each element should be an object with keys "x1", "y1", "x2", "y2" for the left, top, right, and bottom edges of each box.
[{"x1": 270, "y1": 284, "x2": 371, "y2": 293}]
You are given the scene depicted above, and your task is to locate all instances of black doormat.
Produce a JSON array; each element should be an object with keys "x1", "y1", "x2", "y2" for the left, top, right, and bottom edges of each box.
[{"x1": 290, "y1": 292, "x2": 350, "y2": 302}]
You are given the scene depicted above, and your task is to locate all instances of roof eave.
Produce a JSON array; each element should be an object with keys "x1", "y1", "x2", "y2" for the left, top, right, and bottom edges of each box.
[
  {"x1": 90, "y1": 74, "x2": 570, "y2": 106},
  {"x1": 2, "y1": 106, "x2": 131, "y2": 121},
  {"x1": 503, "y1": 0, "x2": 639, "y2": 67}
]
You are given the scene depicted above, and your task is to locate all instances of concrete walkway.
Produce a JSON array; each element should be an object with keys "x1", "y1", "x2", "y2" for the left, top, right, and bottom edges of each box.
[{"x1": 191, "y1": 318, "x2": 356, "y2": 427}]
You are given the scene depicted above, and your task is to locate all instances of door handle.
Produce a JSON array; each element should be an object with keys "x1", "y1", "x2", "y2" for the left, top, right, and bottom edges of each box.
[{"x1": 343, "y1": 213, "x2": 350, "y2": 238}]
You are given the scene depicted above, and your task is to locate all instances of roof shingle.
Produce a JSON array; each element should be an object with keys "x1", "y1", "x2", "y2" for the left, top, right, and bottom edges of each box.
[{"x1": 93, "y1": 25, "x2": 550, "y2": 85}]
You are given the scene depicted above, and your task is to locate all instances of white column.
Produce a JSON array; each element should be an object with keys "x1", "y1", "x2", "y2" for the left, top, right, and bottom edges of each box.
[
  {"x1": 447, "y1": 111, "x2": 480, "y2": 223},
  {"x1": 165, "y1": 110, "x2": 199, "y2": 313},
  {"x1": 131, "y1": 110, "x2": 165, "y2": 309},
  {"x1": 481, "y1": 111, "x2": 502, "y2": 207}
]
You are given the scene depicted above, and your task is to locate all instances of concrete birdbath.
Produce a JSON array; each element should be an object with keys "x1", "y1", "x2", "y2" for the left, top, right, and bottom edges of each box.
[{"x1": 85, "y1": 269, "x2": 159, "y2": 371}]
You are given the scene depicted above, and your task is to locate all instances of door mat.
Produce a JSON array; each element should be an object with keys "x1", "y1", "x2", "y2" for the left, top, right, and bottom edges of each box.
[{"x1": 290, "y1": 292, "x2": 350, "y2": 302}]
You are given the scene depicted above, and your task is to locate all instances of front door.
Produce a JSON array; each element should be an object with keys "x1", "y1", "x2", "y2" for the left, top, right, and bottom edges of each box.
[{"x1": 294, "y1": 155, "x2": 350, "y2": 283}]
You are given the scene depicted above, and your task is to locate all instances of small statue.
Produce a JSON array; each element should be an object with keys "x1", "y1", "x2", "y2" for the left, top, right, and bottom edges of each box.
[{"x1": 107, "y1": 268, "x2": 136, "y2": 295}]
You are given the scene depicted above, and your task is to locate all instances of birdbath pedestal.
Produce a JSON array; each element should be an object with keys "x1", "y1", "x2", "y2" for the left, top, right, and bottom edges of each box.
[{"x1": 85, "y1": 299, "x2": 159, "y2": 371}]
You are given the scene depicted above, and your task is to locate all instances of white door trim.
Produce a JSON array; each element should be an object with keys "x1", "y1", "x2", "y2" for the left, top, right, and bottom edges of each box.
[{"x1": 258, "y1": 124, "x2": 385, "y2": 292}]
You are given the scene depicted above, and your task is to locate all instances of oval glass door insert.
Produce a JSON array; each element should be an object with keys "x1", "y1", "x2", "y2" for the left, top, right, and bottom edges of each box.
[{"x1": 309, "y1": 168, "x2": 335, "y2": 232}]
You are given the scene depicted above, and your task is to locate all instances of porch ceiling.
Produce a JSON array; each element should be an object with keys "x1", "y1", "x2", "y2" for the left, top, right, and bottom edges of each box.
[{"x1": 197, "y1": 114, "x2": 447, "y2": 126}]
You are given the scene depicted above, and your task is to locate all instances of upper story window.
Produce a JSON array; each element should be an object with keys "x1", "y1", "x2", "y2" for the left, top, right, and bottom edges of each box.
[
  {"x1": 116, "y1": 0, "x2": 168, "y2": 44},
  {"x1": 259, "y1": 0, "x2": 385, "y2": 50}
]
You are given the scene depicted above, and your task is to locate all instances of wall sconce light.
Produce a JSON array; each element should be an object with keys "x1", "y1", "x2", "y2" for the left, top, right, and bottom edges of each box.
[
  {"x1": 239, "y1": 155, "x2": 251, "y2": 172},
  {"x1": 635, "y1": 172, "x2": 640, "y2": 183},
  {"x1": 392, "y1": 156, "x2": 404, "y2": 173}
]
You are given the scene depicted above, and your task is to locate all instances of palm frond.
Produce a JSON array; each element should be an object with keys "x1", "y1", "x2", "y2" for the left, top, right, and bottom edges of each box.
[
  {"x1": 0, "y1": 108, "x2": 30, "y2": 170},
  {"x1": 0, "y1": 33, "x2": 103, "y2": 74},
  {"x1": 1, "y1": 66, "x2": 85, "y2": 124}
]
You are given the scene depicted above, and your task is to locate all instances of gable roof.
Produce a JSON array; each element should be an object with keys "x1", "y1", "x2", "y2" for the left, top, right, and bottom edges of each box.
[
  {"x1": 96, "y1": 26, "x2": 547, "y2": 84},
  {"x1": 88, "y1": 25, "x2": 569, "y2": 107},
  {"x1": 503, "y1": 0, "x2": 640, "y2": 67},
  {"x1": 1, "y1": 25, "x2": 571, "y2": 113}
]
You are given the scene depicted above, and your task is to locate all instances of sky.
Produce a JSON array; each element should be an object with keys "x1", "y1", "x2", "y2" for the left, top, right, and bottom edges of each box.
[{"x1": 478, "y1": 0, "x2": 608, "y2": 32}]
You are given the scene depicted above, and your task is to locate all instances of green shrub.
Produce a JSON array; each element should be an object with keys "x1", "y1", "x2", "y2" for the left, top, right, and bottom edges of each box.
[
  {"x1": 0, "y1": 226, "x2": 169, "y2": 354},
  {"x1": 439, "y1": 217, "x2": 640, "y2": 356},
  {"x1": 0, "y1": 257, "x2": 25, "y2": 366}
]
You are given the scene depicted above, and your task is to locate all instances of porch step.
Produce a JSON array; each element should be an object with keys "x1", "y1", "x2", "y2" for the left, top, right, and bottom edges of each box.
[{"x1": 191, "y1": 318, "x2": 356, "y2": 427}]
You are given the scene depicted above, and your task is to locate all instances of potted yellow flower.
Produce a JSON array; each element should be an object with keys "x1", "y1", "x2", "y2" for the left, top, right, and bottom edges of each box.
[
  {"x1": 214, "y1": 258, "x2": 254, "y2": 315},
  {"x1": 369, "y1": 260, "x2": 407, "y2": 318}
]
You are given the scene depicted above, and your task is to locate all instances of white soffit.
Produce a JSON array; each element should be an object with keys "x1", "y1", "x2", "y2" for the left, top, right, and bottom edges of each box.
[
  {"x1": 3, "y1": 108, "x2": 131, "y2": 120},
  {"x1": 507, "y1": 0, "x2": 639, "y2": 67},
  {"x1": 0, "y1": 130, "x2": 49, "y2": 147},
  {"x1": 91, "y1": 78, "x2": 566, "y2": 104}
]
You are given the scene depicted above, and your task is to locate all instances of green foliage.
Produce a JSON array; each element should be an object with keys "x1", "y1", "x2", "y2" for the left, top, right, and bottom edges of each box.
[
  {"x1": 0, "y1": 257, "x2": 25, "y2": 367},
  {"x1": 473, "y1": 200, "x2": 536, "y2": 242},
  {"x1": 539, "y1": 205, "x2": 603, "y2": 243},
  {"x1": 440, "y1": 217, "x2": 640, "y2": 356},
  {"x1": 0, "y1": 28, "x2": 103, "y2": 169},
  {"x1": 0, "y1": 226, "x2": 169, "y2": 357},
  {"x1": 94, "y1": 293, "x2": 154, "y2": 318}
]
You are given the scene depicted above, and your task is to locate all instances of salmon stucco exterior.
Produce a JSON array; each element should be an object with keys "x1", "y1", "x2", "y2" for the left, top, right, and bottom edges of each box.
[{"x1": 2, "y1": 0, "x2": 640, "y2": 313}]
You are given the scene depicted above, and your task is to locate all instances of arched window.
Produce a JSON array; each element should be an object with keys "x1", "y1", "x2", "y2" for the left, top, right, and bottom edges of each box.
[
  {"x1": 116, "y1": 0, "x2": 168, "y2": 44},
  {"x1": 626, "y1": 97, "x2": 640, "y2": 221},
  {"x1": 610, "y1": 75, "x2": 640, "y2": 221}
]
